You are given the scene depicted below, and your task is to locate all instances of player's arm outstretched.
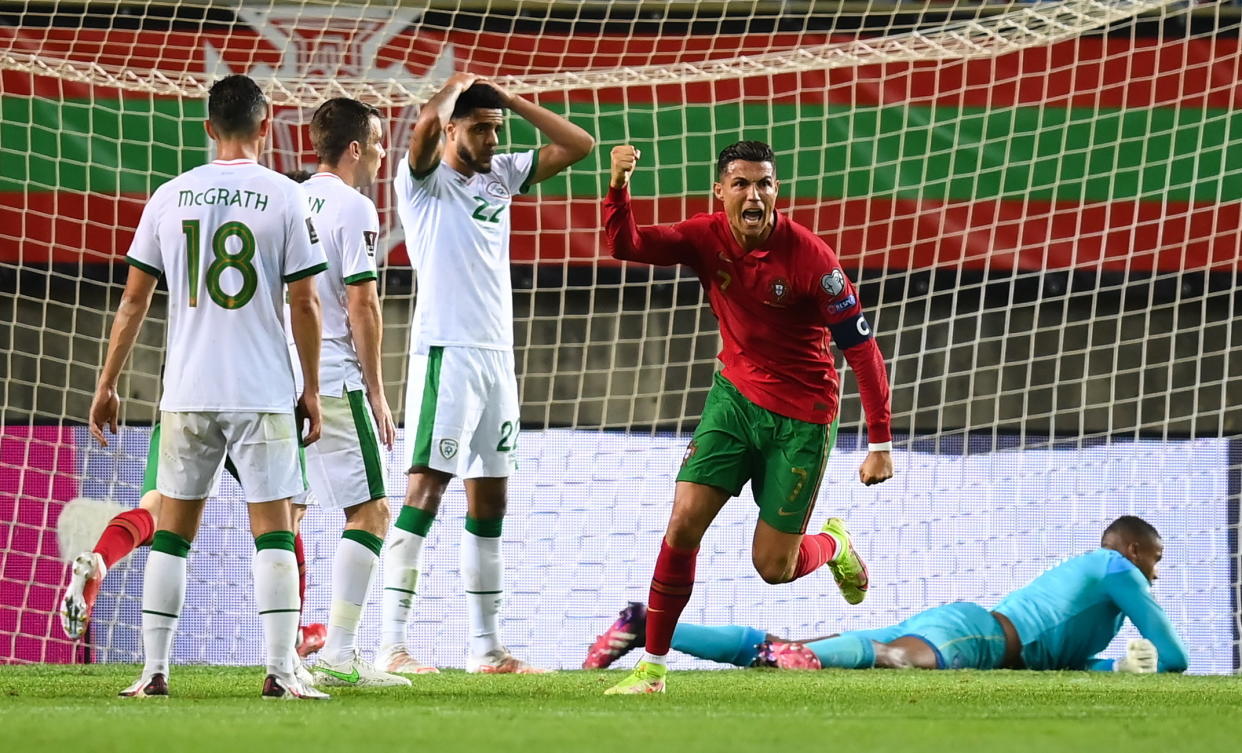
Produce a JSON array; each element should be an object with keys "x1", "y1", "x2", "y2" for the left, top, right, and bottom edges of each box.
[
  {"x1": 1098, "y1": 563, "x2": 1189, "y2": 673},
  {"x1": 603, "y1": 145, "x2": 697, "y2": 266}
]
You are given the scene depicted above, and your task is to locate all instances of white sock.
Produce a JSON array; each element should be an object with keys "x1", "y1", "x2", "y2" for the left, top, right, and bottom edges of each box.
[
  {"x1": 642, "y1": 652, "x2": 669, "y2": 667},
  {"x1": 461, "y1": 529, "x2": 503, "y2": 658},
  {"x1": 142, "y1": 550, "x2": 187, "y2": 677},
  {"x1": 253, "y1": 546, "x2": 299, "y2": 676},
  {"x1": 380, "y1": 528, "x2": 426, "y2": 651},
  {"x1": 323, "y1": 534, "x2": 379, "y2": 665}
]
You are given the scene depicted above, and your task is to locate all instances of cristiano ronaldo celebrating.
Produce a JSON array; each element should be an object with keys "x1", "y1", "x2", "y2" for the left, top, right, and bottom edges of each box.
[{"x1": 602, "y1": 140, "x2": 895, "y2": 694}]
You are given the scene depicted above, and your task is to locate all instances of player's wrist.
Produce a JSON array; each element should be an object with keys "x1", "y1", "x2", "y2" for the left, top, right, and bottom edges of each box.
[{"x1": 867, "y1": 441, "x2": 892, "y2": 453}]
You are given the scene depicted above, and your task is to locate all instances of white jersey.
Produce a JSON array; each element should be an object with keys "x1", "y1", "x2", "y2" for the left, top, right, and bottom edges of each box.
[
  {"x1": 302, "y1": 171, "x2": 381, "y2": 396},
  {"x1": 126, "y1": 158, "x2": 327, "y2": 412},
  {"x1": 393, "y1": 149, "x2": 536, "y2": 352}
]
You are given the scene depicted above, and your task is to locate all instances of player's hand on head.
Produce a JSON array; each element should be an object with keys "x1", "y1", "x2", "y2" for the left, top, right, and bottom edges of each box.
[
  {"x1": 1115, "y1": 638, "x2": 1158, "y2": 674},
  {"x1": 445, "y1": 71, "x2": 478, "y2": 92},
  {"x1": 474, "y1": 77, "x2": 514, "y2": 106},
  {"x1": 370, "y1": 392, "x2": 396, "y2": 451},
  {"x1": 858, "y1": 451, "x2": 893, "y2": 486},
  {"x1": 88, "y1": 384, "x2": 120, "y2": 447},
  {"x1": 610, "y1": 145, "x2": 640, "y2": 189},
  {"x1": 297, "y1": 391, "x2": 322, "y2": 446}
]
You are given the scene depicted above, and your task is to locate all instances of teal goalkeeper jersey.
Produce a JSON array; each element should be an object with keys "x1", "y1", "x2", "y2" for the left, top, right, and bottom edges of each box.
[{"x1": 992, "y1": 548, "x2": 1189, "y2": 672}]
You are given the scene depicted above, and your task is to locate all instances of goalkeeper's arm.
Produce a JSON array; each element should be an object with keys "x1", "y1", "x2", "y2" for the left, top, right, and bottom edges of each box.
[{"x1": 1102, "y1": 566, "x2": 1189, "y2": 673}]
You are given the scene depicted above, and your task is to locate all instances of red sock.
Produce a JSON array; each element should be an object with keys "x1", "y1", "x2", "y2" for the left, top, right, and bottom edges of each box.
[
  {"x1": 792, "y1": 532, "x2": 838, "y2": 580},
  {"x1": 645, "y1": 540, "x2": 698, "y2": 657},
  {"x1": 294, "y1": 532, "x2": 307, "y2": 614},
  {"x1": 92, "y1": 508, "x2": 155, "y2": 569}
]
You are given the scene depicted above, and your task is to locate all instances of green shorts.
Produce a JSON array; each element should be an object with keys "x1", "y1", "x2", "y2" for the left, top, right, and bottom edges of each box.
[{"x1": 676, "y1": 372, "x2": 838, "y2": 534}]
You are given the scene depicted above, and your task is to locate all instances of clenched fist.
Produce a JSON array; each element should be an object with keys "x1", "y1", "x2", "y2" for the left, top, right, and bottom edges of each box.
[{"x1": 610, "y1": 144, "x2": 641, "y2": 189}]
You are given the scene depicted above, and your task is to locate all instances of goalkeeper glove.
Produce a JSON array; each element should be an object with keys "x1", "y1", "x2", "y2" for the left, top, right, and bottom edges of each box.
[{"x1": 1114, "y1": 638, "x2": 1158, "y2": 674}]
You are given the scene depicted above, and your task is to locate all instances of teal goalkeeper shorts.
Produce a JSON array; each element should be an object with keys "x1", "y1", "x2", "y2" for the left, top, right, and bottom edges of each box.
[{"x1": 847, "y1": 602, "x2": 1008, "y2": 670}]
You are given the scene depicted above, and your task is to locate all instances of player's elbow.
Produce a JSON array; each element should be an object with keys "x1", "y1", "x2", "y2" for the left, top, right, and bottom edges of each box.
[
  {"x1": 569, "y1": 132, "x2": 596, "y2": 162},
  {"x1": 1160, "y1": 645, "x2": 1189, "y2": 674}
]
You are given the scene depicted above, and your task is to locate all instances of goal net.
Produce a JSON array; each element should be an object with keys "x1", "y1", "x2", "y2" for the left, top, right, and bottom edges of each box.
[{"x1": 1, "y1": 0, "x2": 1238, "y2": 673}]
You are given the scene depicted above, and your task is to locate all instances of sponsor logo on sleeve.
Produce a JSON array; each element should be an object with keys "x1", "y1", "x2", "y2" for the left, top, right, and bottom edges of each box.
[
  {"x1": 363, "y1": 231, "x2": 377, "y2": 257},
  {"x1": 305, "y1": 217, "x2": 320, "y2": 244},
  {"x1": 820, "y1": 269, "x2": 845, "y2": 298},
  {"x1": 828, "y1": 293, "x2": 857, "y2": 313}
]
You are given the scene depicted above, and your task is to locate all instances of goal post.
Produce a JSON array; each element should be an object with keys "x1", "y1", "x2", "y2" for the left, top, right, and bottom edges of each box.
[{"x1": 1, "y1": 1, "x2": 1238, "y2": 672}]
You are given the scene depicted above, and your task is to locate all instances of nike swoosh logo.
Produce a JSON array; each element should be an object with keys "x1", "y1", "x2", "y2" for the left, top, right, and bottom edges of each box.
[
  {"x1": 776, "y1": 507, "x2": 801, "y2": 516},
  {"x1": 317, "y1": 666, "x2": 360, "y2": 683}
]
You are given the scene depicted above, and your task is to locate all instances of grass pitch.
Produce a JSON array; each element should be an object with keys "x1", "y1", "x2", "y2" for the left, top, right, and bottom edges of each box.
[{"x1": 1, "y1": 664, "x2": 1239, "y2": 753}]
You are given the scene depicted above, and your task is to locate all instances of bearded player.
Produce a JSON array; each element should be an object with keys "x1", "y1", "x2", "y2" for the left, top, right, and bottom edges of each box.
[
  {"x1": 586, "y1": 516, "x2": 1188, "y2": 675},
  {"x1": 602, "y1": 141, "x2": 895, "y2": 694},
  {"x1": 381, "y1": 74, "x2": 594, "y2": 674}
]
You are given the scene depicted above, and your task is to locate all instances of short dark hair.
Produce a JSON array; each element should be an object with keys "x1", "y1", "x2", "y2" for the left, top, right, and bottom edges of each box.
[
  {"x1": 1102, "y1": 515, "x2": 1161, "y2": 545},
  {"x1": 716, "y1": 140, "x2": 775, "y2": 177},
  {"x1": 207, "y1": 74, "x2": 267, "y2": 138},
  {"x1": 283, "y1": 169, "x2": 312, "y2": 184},
  {"x1": 310, "y1": 97, "x2": 382, "y2": 166},
  {"x1": 451, "y1": 83, "x2": 507, "y2": 120}
]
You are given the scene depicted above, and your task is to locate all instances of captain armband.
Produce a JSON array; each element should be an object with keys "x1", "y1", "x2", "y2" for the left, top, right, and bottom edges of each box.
[{"x1": 828, "y1": 314, "x2": 874, "y2": 350}]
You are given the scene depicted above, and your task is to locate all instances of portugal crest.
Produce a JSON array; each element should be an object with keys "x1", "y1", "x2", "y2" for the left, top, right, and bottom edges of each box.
[
  {"x1": 439, "y1": 438, "x2": 459, "y2": 459},
  {"x1": 681, "y1": 440, "x2": 698, "y2": 467},
  {"x1": 770, "y1": 277, "x2": 789, "y2": 303}
]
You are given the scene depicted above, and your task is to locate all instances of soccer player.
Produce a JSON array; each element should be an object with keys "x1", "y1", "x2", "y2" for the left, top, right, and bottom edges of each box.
[
  {"x1": 601, "y1": 141, "x2": 895, "y2": 694},
  {"x1": 88, "y1": 74, "x2": 329, "y2": 699},
  {"x1": 380, "y1": 73, "x2": 594, "y2": 674},
  {"x1": 58, "y1": 167, "x2": 335, "y2": 658},
  {"x1": 290, "y1": 97, "x2": 409, "y2": 688},
  {"x1": 585, "y1": 516, "x2": 1188, "y2": 675}
]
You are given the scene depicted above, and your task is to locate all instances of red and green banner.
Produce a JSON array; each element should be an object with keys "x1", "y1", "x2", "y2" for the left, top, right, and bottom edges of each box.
[{"x1": 2, "y1": 26, "x2": 1239, "y2": 271}]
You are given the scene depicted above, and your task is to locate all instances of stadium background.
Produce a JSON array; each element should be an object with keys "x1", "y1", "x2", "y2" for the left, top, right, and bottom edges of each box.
[{"x1": 1, "y1": 2, "x2": 1239, "y2": 672}]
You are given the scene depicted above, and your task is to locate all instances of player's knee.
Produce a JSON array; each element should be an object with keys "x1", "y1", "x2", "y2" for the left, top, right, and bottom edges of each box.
[
  {"x1": 345, "y1": 497, "x2": 390, "y2": 535},
  {"x1": 873, "y1": 644, "x2": 914, "y2": 669},
  {"x1": 752, "y1": 555, "x2": 795, "y2": 585}
]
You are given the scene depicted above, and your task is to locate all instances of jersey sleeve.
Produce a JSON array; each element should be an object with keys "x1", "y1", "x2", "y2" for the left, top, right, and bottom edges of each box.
[
  {"x1": 804, "y1": 241, "x2": 893, "y2": 444},
  {"x1": 395, "y1": 151, "x2": 439, "y2": 202},
  {"x1": 282, "y1": 184, "x2": 328, "y2": 283},
  {"x1": 603, "y1": 186, "x2": 699, "y2": 268},
  {"x1": 1103, "y1": 559, "x2": 1189, "y2": 673},
  {"x1": 339, "y1": 197, "x2": 381, "y2": 285},
  {"x1": 124, "y1": 190, "x2": 165, "y2": 278},
  {"x1": 492, "y1": 150, "x2": 538, "y2": 196}
]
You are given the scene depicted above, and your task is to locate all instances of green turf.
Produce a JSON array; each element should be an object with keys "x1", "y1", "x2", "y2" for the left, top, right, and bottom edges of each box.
[{"x1": 1, "y1": 665, "x2": 1239, "y2": 753}]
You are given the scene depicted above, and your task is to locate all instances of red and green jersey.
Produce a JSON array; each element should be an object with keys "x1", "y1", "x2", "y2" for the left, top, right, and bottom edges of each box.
[{"x1": 604, "y1": 186, "x2": 892, "y2": 441}]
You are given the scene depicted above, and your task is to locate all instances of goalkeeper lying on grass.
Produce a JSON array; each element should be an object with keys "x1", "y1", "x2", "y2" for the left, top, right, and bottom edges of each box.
[{"x1": 585, "y1": 515, "x2": 1188, "y2": 674}]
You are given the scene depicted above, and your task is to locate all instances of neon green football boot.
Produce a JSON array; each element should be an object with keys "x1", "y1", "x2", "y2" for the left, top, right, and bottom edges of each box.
[
  {"x1": 604, "y1": 660, "x2": 667, "y2": 695},
  {"x1": 823, "y1": 517, "x2": 869, "y2": 605}
]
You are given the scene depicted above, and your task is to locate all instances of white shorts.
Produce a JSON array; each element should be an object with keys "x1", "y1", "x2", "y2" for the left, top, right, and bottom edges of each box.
[
  {"x1": 403, "y1": 346, "x2": 519, "y2": 479},
  {"x1": 303, "y1": 390, "x2": 387, "y2": 510},
  {"x1": 157, "y1": 411, "x2": 304, "y2": 503}
]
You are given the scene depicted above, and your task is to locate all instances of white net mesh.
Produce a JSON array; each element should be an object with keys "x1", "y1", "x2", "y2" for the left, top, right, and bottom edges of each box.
[{"x1": 1, "y1": 1, "x2": 1238, "y2": 672}]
